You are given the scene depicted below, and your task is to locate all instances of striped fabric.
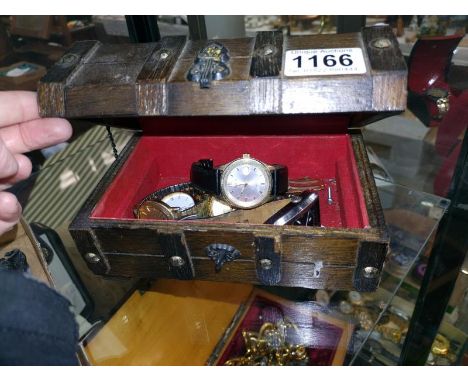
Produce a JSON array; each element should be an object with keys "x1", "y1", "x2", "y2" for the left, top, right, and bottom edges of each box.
[{"x1": 23, "y1": 126, "x2": 135, "y2": 229}]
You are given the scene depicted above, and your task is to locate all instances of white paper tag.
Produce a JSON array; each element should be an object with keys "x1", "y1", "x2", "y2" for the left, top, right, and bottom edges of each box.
[
  {"x1": 284, "y1": 48, "x2": 367, "y2": 77},
  {"x1": 6, "y1": 67, "x2": 31, "y2": 77}
]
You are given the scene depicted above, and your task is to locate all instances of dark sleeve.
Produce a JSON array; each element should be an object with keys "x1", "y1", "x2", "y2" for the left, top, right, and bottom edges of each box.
[{"x1": 0, "y1": 271, "x2": 79, "y2": 365}]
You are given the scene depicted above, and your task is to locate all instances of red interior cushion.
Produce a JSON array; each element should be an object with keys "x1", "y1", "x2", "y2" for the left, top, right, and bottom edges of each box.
[{"x1": 92, "y1": 117, "x2": 369, "y2": 229}]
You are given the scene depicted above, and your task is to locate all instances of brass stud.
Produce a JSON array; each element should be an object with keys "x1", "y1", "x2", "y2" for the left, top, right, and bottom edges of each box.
[
  {"x1": 170, "y1": 256, "x2": 185, "y2": 268},
  {"x1": 371, "y1": 38, "x2": 392, "y2": 49},
  {"x1": 84, "y1": 252, "x2": 101, "y2": 264},
  {"x1": 260, "y1": 258, "x2": 273, "y2": 270},
  {"x1": 363, "y1": 266, "x2": 379, "y2": 279},
  {"x1": 58, "y1": 53, "x2": 78, "y2": 65}
]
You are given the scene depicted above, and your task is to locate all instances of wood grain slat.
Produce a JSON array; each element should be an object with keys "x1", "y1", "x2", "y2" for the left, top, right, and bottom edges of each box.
[
  {"x1": 169, "y1": 57, "x2": 252, "y2": 82},
  {"x1": 93, "y1": 227, "x2": 164, "y2": 255},
  {"x1": 90, "y1": 43, "x2": 155, "y2": 64},
  {"x1": 371, "y1": 73, "x2": 408, "y2": 111},
  {"x1": 250, "y1": 31, "x2": 283, "y2": 77},
  {"x1": 65, "y1": 84, "x2": 137, "y2": 117},
  {"x1": 362, "y1": 26, "x2": 407, "y2": 111},
  {"x1": 92, "y1": 227, "x2": 359, "y2": 266},
  {"x1": 281, "y1": 236, "x2": 358, "y2": 265},
  {"x1": 283, "y1": 32, "x2": 361, "y2": 51},
  {"x1": 136, "y1": 36, "x2": 187, "y2": 115},
  {"x1": 167, "y1": 80, "x2": 251, "y2": 115},
  {"x1": 179, "y1": 38, "x2": 255, "y2": 59},
  {"x1": 280, "y1": 76, "x2": 373, "y2": 114},
  {"x1": 350, "y1": 133, "x2": 387, "y2": 233},
  {"x1": 38, "y1": 40, "x2": 100, "y2": 117},
  {"x1": 37, "y1": 26, "x2": 407, "y2": 117},
  {"x1": 39, "y1": 40, "x2": 101, "y2": 83},
  {"x1": 184, "y1": 230, "x2": 256, "y2": 260},
  {"x1": 137, "y1": 36, "x2": 187, "y2": 82},
  {"x1": 249, "y1": 78, "x2": 281, "y2": 114},
  {"x1": 362, "y1": 26, "x2": 407, "y2": 72},
  {"x1": 104, "y1": 252, "x2": 355, "y2": 290}
]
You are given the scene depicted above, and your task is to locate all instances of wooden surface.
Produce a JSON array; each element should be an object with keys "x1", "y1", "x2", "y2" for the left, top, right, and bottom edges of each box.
[
  {"x1": 38, "y1": 40, "x2": 99, "y2": 116},
  {"x1": 38, "y1": 26, "x2": 407, "y2": 118},
  {"x1": 351, "y1": 131, "x2": 387, "y2": 232},
  {"x1": 82, "y1": 279, "x2": 253, "y2": 365},
  {"x1": 250, "y1": 31, "x2": 283, "y2": 77}
]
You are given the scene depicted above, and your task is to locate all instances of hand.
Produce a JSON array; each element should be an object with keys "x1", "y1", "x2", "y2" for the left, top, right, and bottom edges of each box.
[{"x1": 0, "y1": 91, "x2": 72, "y2": 235}]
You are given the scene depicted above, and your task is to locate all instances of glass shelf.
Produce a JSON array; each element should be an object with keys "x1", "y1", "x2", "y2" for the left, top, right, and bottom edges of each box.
[{"x1": 349, "y1": 179, "x2": 449, "y2": 365}]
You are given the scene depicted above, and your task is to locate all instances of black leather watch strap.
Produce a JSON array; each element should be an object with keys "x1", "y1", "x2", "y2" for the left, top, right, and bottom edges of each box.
[
  {"x1": 190, "y1": 159, "x2": 222, "y2": 195},
  {"x1": 271, "y1": 165, "x2": 288, "y2": 196}
]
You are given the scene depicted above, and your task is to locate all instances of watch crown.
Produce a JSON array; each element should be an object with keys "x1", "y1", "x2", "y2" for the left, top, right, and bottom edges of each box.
[{"x1": 242, "y1": 153, "x2": 251, "y2": 159}]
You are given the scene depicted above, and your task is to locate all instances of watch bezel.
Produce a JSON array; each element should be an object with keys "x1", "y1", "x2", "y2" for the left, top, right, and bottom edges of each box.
[
  {"x1": 136, "y1": 200, "x2": 177, "y2": 220},
  {"x1": 220, "y1": 156, "x2": 273, "y2": 209},
  {"x1": 161, "y1": 191, "x2": 196, "y2": 211}
]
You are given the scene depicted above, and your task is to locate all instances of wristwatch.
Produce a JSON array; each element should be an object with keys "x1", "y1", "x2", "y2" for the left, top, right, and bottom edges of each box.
[
  {"x1": 190, "y1": 154, "x2": 288, "y2": 209},
  {"x1": 135, "y1": 200, "x2": 183, "y2": 220},
  {"x1": 134, "y1": 182, "x2": 233, "y2": 220},
  {"x1": 134, "y1": 183, "x2": 203, "y2": 220}
]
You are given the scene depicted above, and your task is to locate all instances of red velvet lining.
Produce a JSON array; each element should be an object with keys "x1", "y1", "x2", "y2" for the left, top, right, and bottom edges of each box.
[{"x1": 91, "y1": 126, "x2": 369, "y2": 229}]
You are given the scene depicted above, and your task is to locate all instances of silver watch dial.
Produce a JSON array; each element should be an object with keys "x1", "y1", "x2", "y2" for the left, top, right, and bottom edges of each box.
[
  {"x1": 221, "y1": 156, "x2": 272, "y2": 209},
  {"x1": 161, "y1": 192, "x2": 195, "y2": 211}
]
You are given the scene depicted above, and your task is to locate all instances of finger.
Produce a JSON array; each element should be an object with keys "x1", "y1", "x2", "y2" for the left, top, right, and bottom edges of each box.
[
  {"x1": 0, "y1": 138, "x2": 19, "y2": 179},
  {"x1": 0, "y1": 191, "x2": 21, "y2": 234},
  {"x1": 0, "y1": 91, "x2": 39, "y2": 127},
  {"x1": 0, "y1": 117, "x2": 72, "y2": 154},
  {"x1": 0, "y1": 154, "x2": 32, "y2": 191}
]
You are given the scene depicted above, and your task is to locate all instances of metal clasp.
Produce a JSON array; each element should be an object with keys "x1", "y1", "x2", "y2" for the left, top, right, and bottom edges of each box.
[
  {"x1": 205, "y1": 243, "x2": 240, "y2": 272},
  {"x1": 187, "y1": 41, "x2": 230, "y2": 88}
]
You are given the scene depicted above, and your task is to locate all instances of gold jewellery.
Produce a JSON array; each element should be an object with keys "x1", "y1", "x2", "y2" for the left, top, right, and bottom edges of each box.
[{"x1": 224, "y1": 319, "x2": 309, "y2": 366}]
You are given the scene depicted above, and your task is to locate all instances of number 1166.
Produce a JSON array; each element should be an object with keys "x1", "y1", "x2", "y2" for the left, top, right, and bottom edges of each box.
[{"x1": 292, "y1": 54, "x2": 353, "y2": 68}]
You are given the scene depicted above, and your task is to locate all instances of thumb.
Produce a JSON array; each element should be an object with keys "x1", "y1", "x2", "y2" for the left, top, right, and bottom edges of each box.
[{"x1": 0, "y1": 191, "x2": 21, "y2": 234}]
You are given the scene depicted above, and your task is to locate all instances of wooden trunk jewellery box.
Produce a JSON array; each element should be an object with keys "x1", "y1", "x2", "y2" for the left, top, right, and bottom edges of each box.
[{"x1": 37, "y1": 26, "x2": 407, "y2": 291}]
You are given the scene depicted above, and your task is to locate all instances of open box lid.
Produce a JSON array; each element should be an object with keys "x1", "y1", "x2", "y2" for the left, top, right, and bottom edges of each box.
[{"x1": 37, "y1": 26, "x2": 407, "y2": 124}]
